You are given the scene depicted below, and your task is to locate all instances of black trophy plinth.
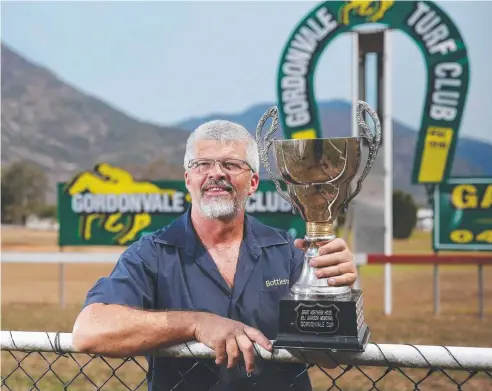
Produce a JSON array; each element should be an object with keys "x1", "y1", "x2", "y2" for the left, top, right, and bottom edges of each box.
[{"x1": 273, "y1": 289, "x2": 370, "y2": 352}]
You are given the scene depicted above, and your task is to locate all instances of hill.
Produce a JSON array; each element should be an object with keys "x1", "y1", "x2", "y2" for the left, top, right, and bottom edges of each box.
[{"x1": 1, "y1": 43, "x2": 189, "y2": 200}]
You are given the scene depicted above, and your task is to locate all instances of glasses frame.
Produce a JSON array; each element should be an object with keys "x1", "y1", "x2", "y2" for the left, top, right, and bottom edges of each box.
[{"x1": 187, "y1": 158, "x2": 256, "y2": 175}]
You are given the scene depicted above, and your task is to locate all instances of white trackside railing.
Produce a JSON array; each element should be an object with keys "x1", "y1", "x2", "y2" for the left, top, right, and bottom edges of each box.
[{"x1": 2, "y1": 331, "x2": 492, "y2": 391}]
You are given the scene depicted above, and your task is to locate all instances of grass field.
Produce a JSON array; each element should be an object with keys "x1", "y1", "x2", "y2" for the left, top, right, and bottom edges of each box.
[{"x1": 2, "y1": 226, "x2": 492, "y2": 390}]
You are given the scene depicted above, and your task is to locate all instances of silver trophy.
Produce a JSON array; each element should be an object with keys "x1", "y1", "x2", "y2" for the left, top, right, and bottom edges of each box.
[{"x1": 256, "y1": 100, "x2": 381, "y2": 351}]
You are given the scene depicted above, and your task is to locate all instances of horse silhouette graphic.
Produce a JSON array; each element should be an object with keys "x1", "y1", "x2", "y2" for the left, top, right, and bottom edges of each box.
[
  {"x1": 66, "y1": 163, "x2": 178, "y2": 245},
  {"x1": 339, "y1": 0, "x2": 394, "y2": 25}
]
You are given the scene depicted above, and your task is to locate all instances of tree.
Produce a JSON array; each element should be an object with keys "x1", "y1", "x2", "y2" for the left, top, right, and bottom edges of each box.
[
  {"x1": 1, "y1": 161, "x2": 48, "y2": 224},
  {"x1": 393, "y1": 189, "x2": 418, "y2": 239},
  {"x1": 38, "y1": 204, "x2": 57, "y2": 220}
]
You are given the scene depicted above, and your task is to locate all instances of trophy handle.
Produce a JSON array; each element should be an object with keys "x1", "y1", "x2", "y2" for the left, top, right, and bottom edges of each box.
[
  {"x1": 255, "y1": 106, "x2": 297, "y2": 212},
  {"x1": 342, "y1": 100, "x2": 382, "y2": 212}
]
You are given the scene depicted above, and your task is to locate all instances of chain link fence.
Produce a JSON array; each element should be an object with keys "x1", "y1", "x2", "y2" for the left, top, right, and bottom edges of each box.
[{"x1": 2, "y1": 331, "x2": 492, "y2": 391}]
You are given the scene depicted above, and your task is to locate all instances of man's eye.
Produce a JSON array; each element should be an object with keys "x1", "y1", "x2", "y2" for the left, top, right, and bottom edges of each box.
[{"x1": 224, "y1": 162, "x2": 241, "y2": 170}]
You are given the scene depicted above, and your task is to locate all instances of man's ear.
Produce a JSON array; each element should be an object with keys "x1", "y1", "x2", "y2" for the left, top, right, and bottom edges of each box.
[
  {"x1": 248, "y1": 172, "x2": 260, "y2": 195},
  {"x1": 185, "y1": 171, "x2": 191, "y2": 190}
]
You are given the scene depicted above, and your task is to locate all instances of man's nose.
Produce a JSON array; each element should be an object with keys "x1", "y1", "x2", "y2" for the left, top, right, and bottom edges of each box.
[{"x1": 207, "y1": 161, "x2": 226, "y2": 178}]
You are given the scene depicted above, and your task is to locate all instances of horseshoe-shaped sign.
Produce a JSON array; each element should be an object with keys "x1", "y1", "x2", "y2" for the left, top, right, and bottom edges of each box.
[{"x1": 277, "y1": 1, "x2": 469, "y2": 185}]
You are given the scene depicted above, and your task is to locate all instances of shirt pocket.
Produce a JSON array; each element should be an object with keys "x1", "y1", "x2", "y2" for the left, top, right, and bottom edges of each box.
[{"x1": 257, "y1": 286, "x2": 290, "y2": 338}]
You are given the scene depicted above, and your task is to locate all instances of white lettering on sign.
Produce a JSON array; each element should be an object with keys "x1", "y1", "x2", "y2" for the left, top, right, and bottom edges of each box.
[
  {"x1": 71, "y1": 192, "x2": 185, "y2": 214},
  {"x1": 429, "y1": 62, "x2": 462, "y2": 121},
  {"x1": 280, "y1": 7, "x2": 338, "y2": 128},
  {"x1": 428, "y1": 63, "x2": 462, "y2": 121},
  {"x1": 407, "y1": 3, "x2": 464, "y2": 123},
  {"x1": 245, "y1": 191, "x2": 293, "y2": 213},
  {"x1": 407, "y1": 2, "x2": 457, "y2": 55}
]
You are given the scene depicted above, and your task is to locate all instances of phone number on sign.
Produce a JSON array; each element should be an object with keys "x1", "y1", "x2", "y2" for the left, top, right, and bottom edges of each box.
[{"x1": 449, "y1": 229, "x2": 492, "y2": 244}]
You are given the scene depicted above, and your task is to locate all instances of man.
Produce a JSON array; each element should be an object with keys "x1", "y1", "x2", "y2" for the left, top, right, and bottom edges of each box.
[{"x1": 72, "y1": 119, "x2": 357, "y2": 391}]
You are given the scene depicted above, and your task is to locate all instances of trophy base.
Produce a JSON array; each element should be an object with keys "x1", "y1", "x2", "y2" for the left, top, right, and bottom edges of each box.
[{"x1": 273, "y1": 289, "x2": 370, "y2": 352}]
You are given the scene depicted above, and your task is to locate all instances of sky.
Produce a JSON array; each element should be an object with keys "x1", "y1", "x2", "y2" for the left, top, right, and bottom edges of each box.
[{"x1": 1, "y1": 0, "x2": 491, "y2": 143}]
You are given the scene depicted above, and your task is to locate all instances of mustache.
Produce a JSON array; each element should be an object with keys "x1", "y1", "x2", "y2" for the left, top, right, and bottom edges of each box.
[{"x1": 201, "y1": 179, "x2": 234, "y2": 192}]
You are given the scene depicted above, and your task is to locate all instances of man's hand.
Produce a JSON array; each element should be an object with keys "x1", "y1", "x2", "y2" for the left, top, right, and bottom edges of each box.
[
  {"x1": 193, "y1": 313, "x2": 272, "y2": 373},
  {"x1": 294, "y1": 238, "x2": 357, "y2": 286}
]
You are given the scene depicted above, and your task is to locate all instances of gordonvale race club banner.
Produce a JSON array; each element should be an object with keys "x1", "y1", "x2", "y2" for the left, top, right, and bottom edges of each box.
[{"x1": 57, "y1": 163, "x2": 305, "y2": 246}]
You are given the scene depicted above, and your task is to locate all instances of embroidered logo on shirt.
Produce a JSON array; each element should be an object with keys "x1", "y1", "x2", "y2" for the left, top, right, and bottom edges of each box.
[{"x1": 265, "y1": 278, "x2": 290, "y2": 288}]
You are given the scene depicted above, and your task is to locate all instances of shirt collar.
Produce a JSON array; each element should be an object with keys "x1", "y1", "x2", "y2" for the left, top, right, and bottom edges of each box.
[{"x1": 153, "y1": 207, "x2": 288, "y2": 256}]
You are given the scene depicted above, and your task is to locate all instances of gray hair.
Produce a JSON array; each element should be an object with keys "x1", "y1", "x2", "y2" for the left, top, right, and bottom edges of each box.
[{"x1": 183, "y1": 120, "x2": 260, "y2": 173}]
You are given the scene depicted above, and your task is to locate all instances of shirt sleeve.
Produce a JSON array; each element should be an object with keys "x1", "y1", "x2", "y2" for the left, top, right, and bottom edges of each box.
[{"x1": 83, "y1": 235, "x2": 157, "y2": 310}]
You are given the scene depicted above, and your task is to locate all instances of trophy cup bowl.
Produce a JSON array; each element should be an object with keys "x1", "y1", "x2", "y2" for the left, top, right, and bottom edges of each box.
[
  {"x1": 273, "y1": 137, "x2": 361, "y2": 299},
  {"x1": 256, "y1": 101, "x2": 381, "y2": 352}
]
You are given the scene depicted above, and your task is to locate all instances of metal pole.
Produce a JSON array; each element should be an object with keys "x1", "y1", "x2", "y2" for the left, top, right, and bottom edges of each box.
[
  {"x1": 433, "y1": 264, "x2": 440, "y2": 315},
  {"x1": 345, "y1": 205, "x2": 359, "y2": 289},
  {"x1": 478, "y1": 264, "x2": 484, "y2": 319},
  {"x1": 59, "y1": 263, "x2": 65, "y2": 308},
  {"x1": 59, "y1": 246, "x2": 65, "y2": 308},
  {"x1": 383, "y1": 30, "x2": 393, "y2": 316},
  {"x1": 351, "y1": 31, "x2": 359, "y2": 138},
  {"x1": 351, "y1": 31, "x2": 360, "y2": 292}
]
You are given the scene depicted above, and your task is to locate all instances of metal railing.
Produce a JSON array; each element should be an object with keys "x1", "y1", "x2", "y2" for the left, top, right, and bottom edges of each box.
[{"x1": 2, "y1": 331, "x2": 492, "y2": 391}]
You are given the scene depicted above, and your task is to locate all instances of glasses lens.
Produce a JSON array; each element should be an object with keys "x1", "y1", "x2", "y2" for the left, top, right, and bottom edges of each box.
[
  {"x1": 192, "y1": 159, "x2": 213, "y2": 174},
  {"x1": 190, "y1": 159, "x2": 251, "y2": 174},
  {"x1": 222, "y1": 160, "x2": 245, "y2": 173}
]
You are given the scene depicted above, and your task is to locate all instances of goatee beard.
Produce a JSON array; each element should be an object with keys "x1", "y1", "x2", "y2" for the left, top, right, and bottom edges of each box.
[
  {"x1": 199, "y1": 179, "x2": 249, "y2": 220},
  {"x1": 199, "y1": 197, "x2": 239, "y2": 220}
]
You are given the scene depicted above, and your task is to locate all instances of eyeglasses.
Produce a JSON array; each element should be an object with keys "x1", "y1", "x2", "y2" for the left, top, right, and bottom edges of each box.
[{"x1": 188, "y1": 158, "x2": 255, "y2": 175}]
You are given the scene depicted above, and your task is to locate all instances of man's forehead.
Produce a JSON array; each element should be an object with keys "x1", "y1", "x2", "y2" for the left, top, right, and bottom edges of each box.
[{"x1": 194, "y1": 139, "x2": 248, "y2": 157}]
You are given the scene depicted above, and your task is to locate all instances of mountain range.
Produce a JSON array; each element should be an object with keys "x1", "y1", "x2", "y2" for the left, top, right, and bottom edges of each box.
[
  {"x1": 2, "y1": 42, "x2": 491, "y2": 205},
  {"x1": 1, "y1": 43, "x2": 189, "y2": 201}
]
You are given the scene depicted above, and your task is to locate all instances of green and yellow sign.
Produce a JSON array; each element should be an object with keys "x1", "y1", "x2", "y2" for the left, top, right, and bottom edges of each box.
[
  {"x1": 58, "y1": 163, "x2": 305, "y2": 246},
  {"x1": 433, "y1": 178, "x2": 492, "y2": 251},
  {"x1": 277, "y1": 1, "x2": 469, "y2": 184}
]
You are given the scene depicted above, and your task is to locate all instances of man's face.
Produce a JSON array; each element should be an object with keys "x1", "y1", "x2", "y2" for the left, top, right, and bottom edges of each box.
[{"x1": 185, "y1": 139, "x2": 259, "y2": 220}]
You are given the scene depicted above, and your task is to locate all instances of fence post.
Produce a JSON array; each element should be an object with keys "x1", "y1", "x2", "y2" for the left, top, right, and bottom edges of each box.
[
  {"x1": 433, "y1": 264, "x2": 440, "y2": 315},
  {"x1": 59, "y1": 263, "x2": 65, "y2": 308},
  {"x1": 478, "y1": 264, "x2": 484, "y2": 319},
  {"x1": 59, "y1": 246, "x2": 65, "y2": 308}
]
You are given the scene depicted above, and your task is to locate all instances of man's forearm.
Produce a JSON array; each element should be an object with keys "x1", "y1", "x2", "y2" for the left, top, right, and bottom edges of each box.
[{"x1": 72, "y1": 303, "x2": 202, "y2": 357}]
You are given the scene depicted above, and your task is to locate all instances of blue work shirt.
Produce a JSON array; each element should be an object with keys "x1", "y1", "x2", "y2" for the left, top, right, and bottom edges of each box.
[{"x1": 83, "y1": 207, "x2": 311, "y2": 391}]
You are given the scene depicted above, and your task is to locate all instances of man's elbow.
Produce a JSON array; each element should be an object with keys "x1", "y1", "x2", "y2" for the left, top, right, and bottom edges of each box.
[
  {"x1": 72, "y1": 328, "x2": 97, "y2": 353},
  {"x1": 72, "y1": 304, "x2": 108, "y2": 354}
]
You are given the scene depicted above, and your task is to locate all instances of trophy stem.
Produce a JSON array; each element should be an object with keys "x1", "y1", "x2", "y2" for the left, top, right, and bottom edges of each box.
[{"x1": 290, "y1": 222, "x2": 351, "y2": 301}]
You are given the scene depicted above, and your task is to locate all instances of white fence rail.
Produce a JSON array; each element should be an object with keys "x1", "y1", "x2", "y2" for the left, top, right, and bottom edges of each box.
[
  {"x1": 2, "y1": 331, "x2": 492, "y2": 390},
  {"x1": 0, "y1": 252, "x2": 368, "y2": 264},
  {"x1": 2, "y1": 331, "x2": 492, "y2": 370},
  {"x1": 1, "y1": 252, "x2": 120, "y2": 263}
]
